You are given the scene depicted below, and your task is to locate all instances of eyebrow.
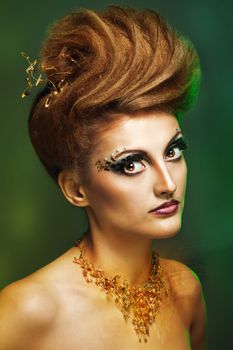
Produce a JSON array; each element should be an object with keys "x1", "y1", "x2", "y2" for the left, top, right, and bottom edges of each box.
[{"x1": 113, "y1": 130, "x2": 182, "y2": 160}]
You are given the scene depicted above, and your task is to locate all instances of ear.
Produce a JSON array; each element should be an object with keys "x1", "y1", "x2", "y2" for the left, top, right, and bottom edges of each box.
[{"x1": 58, "y1": 170, "x2": 89, "y2": 207}]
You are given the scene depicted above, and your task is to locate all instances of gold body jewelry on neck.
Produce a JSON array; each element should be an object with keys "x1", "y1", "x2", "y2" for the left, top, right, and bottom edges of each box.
[{"x1": 73, "y1": 234, "x2": 166, "y2": 343}]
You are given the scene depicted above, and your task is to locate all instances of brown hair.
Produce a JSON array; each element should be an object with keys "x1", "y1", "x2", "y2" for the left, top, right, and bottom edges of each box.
[{"x1": 28, "y1": 5, "x2": 201, "y2": 184}]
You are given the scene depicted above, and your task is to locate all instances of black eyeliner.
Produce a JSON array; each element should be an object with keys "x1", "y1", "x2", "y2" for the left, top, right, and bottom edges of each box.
[
  {"x1": 108, "y1": 136, "x2": 188, "y2": 174},
  {"x1": 110, "y1": 152, "x2": 149, "y2": 174},
  {"x1": 167, "y1": 136, "x2": 189, "y2": 152}
]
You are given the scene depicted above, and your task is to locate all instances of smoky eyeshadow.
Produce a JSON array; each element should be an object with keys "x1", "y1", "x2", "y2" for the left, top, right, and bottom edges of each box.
[
  {"x1": 106, "y1": 135, "x2": 189, "y2": 175},
  {"x1": 167, "y1": 136, "x2": 189, "y2": 151},
  {"x1": 110, "y1": 152, "x2": 149, "y2": 173},
  {"x1": 111, "y1": 136, "x2": 188, "y2": 172}
]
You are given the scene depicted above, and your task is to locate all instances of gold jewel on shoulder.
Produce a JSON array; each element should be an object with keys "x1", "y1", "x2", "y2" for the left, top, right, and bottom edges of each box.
[{"x1": 73, "y1": 234, "x2": 166, "y2": 343}]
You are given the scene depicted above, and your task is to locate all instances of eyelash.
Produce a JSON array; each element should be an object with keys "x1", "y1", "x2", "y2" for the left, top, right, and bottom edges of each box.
[
  {"x1": 110, "y1": 154, "x2": 146, "y2": 175},
  {"x1": 110, "y1": 137, "x2": 188, "y2": 176},
  {"x1": 165, "y1": 137, "x2": 188, "y2": 161}
]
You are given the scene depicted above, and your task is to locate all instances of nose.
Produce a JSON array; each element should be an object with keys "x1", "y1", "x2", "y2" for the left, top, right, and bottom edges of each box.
[{"x1": 152, "y1": 163, "x2": 177, "y2": 198}]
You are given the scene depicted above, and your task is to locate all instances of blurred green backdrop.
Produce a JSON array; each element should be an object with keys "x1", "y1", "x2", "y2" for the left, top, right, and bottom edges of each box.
[{"x1": 1, "y1": 0, "x2": 232, "y2": 348}]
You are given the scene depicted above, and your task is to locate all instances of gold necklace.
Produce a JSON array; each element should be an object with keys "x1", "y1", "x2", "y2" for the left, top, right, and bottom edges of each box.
[{"x1": 73, "y1": 234, "x2": 166, "y2": 343}]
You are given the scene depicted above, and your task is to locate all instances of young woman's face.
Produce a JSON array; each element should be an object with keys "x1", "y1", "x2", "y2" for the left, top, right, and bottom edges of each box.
[{"x1": 83, "y1": 112, "x2": 188, "y2": 240}]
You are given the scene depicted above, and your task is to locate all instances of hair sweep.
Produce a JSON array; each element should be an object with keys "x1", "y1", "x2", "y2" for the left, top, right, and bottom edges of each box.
[{"x1": 28, "y1": 5, "x2": 201, "y2": 184}]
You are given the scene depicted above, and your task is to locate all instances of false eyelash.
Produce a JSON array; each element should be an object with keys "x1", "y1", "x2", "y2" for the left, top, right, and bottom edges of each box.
[
  {"x1": 109, "y1": 137, "x2": 189, "y2": 174},
  {"x1": 110, "y1": 153, "x2": 146, "y2": 173},
  {"x1": 167, "y1": 137, "x2": 189, "y2": 152}
]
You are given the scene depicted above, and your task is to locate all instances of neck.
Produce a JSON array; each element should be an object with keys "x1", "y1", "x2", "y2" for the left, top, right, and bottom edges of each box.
[{"x1": 81, "y1": 227, "x2": 154, "y2": 287}]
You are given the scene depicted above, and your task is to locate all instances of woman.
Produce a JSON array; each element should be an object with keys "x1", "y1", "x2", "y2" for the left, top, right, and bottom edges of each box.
[{"x1": 0, "y1": 5, "x2": 206, "y2": 349}]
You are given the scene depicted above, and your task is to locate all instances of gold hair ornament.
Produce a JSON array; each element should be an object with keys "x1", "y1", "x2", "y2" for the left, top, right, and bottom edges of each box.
[{"x1": 21, "y1": 52, "x2": 65, "y2": 108}]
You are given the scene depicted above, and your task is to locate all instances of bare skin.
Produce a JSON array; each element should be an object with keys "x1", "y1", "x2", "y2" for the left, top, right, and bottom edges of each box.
[
  {"x1": 0, "y1": 112, "x2": 207, "y2": 349},
  {"x1": 0, "y1": 248, "x2": 206, "y2": 350}
]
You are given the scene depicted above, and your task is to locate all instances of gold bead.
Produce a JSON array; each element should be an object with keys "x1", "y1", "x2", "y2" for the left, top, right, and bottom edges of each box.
[{"x1": 73, "y1": 236, "x2": 165, "y2": 344}]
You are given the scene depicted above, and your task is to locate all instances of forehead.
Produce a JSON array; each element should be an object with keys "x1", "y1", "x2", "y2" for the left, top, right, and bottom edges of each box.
[{"x1": 94, "y1": 112, "x2": 179, "y2": 155}]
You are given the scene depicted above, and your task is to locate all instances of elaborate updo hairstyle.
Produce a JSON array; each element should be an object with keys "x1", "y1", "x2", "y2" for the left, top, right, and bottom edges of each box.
[{"x1": 28, "y1": 5, "x2": 201, "y2": 185}]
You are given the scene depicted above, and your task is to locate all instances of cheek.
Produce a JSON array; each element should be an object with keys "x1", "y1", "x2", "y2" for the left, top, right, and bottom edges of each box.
[
  {"x1": 174, "y1": 159, "x2": 187, "y2": 191},
  {"x1": 167, "y1": 158, "x2": 187, "y2": 188},
  {"x1": 86, "y1": 173, "x2": 144, "y2": 211}
]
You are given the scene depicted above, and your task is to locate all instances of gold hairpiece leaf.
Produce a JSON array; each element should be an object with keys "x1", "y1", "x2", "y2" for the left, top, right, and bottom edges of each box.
[
  {"x1": 21, "y1": 52, "x2": 46, "y2": 98},
  {"x1": 21, "y1": 52, "x2": 66, "y2": 108}
]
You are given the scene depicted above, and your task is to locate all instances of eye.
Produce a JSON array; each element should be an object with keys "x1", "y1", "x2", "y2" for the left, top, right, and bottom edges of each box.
[
  {"x1": 110, "y1": 153, "x2": 147, "y2": 176},
  {"x1": 165, "y1": 137, "x2": 188, "y2": 161},
  {"x1": 123, "y1": 160, "x2": 146, "y2": 175},
  {"x1": 165, "y1": 147, "x2": 182, "y2": 160}
]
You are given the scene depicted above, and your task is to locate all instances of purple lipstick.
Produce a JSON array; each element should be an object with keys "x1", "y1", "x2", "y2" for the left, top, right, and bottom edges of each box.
[{"x1": 149, "y1": 199, "x2": 179, "y2": 216}]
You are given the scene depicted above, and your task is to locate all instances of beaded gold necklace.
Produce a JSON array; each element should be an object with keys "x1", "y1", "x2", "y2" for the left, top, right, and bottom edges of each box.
[{"x1": 73, "y1": 235, "x2": 166, "y2": 343}]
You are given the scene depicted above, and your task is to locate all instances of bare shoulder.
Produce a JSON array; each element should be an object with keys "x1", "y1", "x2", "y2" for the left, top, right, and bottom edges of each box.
[
  {"x1": 0, "y1": 273, "x2": 58, "y2": 349},
  {"x1": 160, "y1": 258, "x2": 203, "y2": 301},
  {"x1": 160, "y1": 258, "x2": 207, "y2": 349},
  {"x1": 0, "y1": 276, "x2": 57, "y2": 321},
  {"x1": 0, "y1": 246, "x2": 83, "y2": 349}
]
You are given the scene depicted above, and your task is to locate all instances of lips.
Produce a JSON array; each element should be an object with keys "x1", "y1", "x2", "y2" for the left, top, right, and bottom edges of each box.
[{"x1": 149, "y1": 199, "x2": 179, "y2": 212}]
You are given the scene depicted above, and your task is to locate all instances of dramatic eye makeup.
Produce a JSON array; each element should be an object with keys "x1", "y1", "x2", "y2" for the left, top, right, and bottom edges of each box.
[
  {"x1": 95, "y1": 131, "x2": 189, "y2": 175},
  {"x1": 109, "y1": 152, "x2": 150, "y2": 175},
  {"x1": 165, "y1": 135, "x2": 188, "y2": 161}
]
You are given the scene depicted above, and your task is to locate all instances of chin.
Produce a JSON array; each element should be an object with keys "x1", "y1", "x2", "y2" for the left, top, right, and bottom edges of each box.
[
  {"x1": 149, "y1": 216, "x2": 182, "y2": 239},
  {"x1": 153, "y1": 229, "x2": 180, "y2": 239}
]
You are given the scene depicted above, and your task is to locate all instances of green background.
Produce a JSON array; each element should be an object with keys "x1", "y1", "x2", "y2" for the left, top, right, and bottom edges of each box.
[{"x1": 1, "y1": 1, "x2": 232, "y2": 348}]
